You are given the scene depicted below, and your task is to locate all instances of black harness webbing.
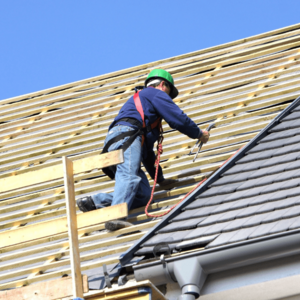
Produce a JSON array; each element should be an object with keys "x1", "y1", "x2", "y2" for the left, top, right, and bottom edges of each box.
[{"x1": 101, "y1": 121, "x2": 146, "y2": 179}]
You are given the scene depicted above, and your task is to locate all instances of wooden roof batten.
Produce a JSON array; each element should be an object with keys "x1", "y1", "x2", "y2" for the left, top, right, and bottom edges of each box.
[{"x1": 1, "y1": 23, "x2": 300, "y2": 299}]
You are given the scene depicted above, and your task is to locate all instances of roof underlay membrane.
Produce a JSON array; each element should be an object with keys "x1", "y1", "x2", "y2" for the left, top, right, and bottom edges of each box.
[{"x1": 1, "y1": 22, "x2": 300, "y2": 297}]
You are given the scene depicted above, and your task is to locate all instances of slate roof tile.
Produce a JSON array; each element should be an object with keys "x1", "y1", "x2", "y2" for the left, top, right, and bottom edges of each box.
[
  {"x1": 261, "y1": 152, "x2": 300, "y2": 168},
  {"x1": 210, "y1": 171, "x2": 254, "y2": 187},
  {"x1": 262, "y1": 128, "x2": 298, "y2": 142},
  {"x1": 284, "y1": 110, "x2": 300, "y2": 120},
  {"x1": 223, "y1": 160, "x2": 263, "y2": 175},
  {"x1": 225, "y1": 227, "x2": 257, "y2": 244},
  {"x1": 176, "y1": 234, "x2": 218, "y2": 250},
  {"x1": 288, "y1": 216, "x2": 300, "y2": 229},
  {"x1": 185, "y1": 195, "x2": 225, "y2": 210},
  {"x1": 204, "y1": 231, "x2": 238, "y2": 248},
  {"x1": 158, "y1": 218, "x2": 204, "y2": 233},
  {"x1": 248, "y1": 139, "x2": 284, "y2": 153},
  {"x1": 274, "y1": 143, "x2": 300, "y2": 156},
  {"x1": 143, "y1": 231, "x2": 190, "y2": 247},
  {"x1": 134, "y1": 99, "x2": 300, "y2": 257},
  {"x1": 172, "y1": 206, "x2": 215, "y2": 221},
  {"x1": 270, "y1": 118, "x2": 300, "y2": 132},
  {"x1": 183, "y1": 225, "x2": 216, "y2": 240},
  {"x1": 268, "y1": 218, "x2": 299, "y2": 234},
  {"x1": 248, "y1": 222, "x2": 278, "y2": 239}
]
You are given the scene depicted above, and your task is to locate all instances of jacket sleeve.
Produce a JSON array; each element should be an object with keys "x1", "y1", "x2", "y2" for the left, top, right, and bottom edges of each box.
[
  {"x1": 152, "y1": 91, "x2": 201, "y2": 139},
  {"x1": 142, "y1": 148, "x2": 164, "y2": 183}
]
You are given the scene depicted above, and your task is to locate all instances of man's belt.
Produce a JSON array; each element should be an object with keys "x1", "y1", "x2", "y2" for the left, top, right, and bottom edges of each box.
[{"x1": 115, "y1": 117, "x2": 142, "y2": 129}]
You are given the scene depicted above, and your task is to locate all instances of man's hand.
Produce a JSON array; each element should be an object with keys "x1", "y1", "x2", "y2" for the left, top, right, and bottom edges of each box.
[
  {"x1": 158, "y1": 178, "x2": 178, "y2": 190},
  {"x1": 199, "y1": 130, "x2": 210, "y2": 143}
]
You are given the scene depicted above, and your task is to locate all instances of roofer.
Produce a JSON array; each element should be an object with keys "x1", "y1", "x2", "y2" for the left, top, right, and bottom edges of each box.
[{"x1": 76, "y1": 69, "x2": 210, "y2": 230}]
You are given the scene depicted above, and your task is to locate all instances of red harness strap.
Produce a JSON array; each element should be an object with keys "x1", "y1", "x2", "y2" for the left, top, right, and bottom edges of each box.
[{"x1": 133, "y1": 91, "x2": 161, "y2": 145}]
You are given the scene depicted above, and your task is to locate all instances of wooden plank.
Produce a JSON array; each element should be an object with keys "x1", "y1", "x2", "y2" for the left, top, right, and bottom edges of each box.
[
  {"x1": 0, "y1": 150, "x2": 123, "y2": 194},
  {"x1": 0, "y1": 46, "x2": 297, "y2": 143},
  {"x1": 1, "y1": 36, "x2": 299, "y2": 132},
  {"x1": 62, "y1": 156, "x2": 83, "y2": 299},
  {"x1": 0, "y1": 202, "x2": 128, "y2": 249},
  {"x1": 0, "y1": 244, "x2": 132, "y2": 282},
  {"x1": 0, "y1": 275, "x2": 88, "y2": 300},
  {"x1": 0, "y1": 220, "x2": 158, "y2": 261}
]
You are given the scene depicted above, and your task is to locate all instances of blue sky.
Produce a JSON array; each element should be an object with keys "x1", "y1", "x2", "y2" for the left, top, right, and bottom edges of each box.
[{"x1": 1, "y1": 0, "x2": 299, "y2": 100}]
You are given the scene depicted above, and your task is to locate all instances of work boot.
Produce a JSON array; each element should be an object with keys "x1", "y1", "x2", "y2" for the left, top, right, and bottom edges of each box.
[
  {"x1": 76, "y1": 196, "x2": 96, "y2": 212},
  {"x1": 105, "y1": 219, "x2": 133, "y2": 231}
]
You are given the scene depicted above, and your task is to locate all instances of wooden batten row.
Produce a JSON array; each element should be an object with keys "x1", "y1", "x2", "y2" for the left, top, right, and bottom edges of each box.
[{"x1": 0, "y1": 24, "x2": 300, "y2": 293}]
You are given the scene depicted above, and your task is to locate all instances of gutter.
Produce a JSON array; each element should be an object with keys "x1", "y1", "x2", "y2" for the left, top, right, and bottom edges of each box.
[
  {"x1": 133, "y1": 230, "x2": 300, "y2": 300},
  {"x1": 120, "y1": 95, "x2": 300, "y2": 267}
]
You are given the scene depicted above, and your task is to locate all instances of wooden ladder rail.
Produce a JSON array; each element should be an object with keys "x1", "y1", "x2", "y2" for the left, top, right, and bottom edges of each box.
[{"x1": 0, "y1": 149, "x2": 126, "y2": 300}]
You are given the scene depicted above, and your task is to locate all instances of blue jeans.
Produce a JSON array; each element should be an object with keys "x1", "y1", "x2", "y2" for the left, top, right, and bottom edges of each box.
[{"x1": 92, "y1": 125, "x2": 151, "y2": 211}]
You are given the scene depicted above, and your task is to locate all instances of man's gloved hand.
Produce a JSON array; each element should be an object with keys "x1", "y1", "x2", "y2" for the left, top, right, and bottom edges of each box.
[
  {"x1": 199, "y1": 130, "x2": 210, "y2": 143},
  {"x1": 158, "y1": 178, "x2": 178, "y2": 190}
]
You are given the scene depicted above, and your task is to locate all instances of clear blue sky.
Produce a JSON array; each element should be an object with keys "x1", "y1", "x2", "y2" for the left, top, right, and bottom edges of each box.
[{"x1": 1, "y1": 0, "x2": 299, "y2": 100}]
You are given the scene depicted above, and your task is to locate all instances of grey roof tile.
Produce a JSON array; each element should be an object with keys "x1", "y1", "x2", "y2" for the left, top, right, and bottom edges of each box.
[
  {"x1": 284, "y1": 134, "x2": 300, "y2": 145},
  {"x1": 172, "y1": 206, "x2": 215, "y2": 221},
  {"x1": 223, "y1": 160, "x2": 263, "y2": 174},
  {"x1": 198, "y1": 208, "x2": 245, "y2": 226},
  {"x1": 248, "y1": 165, "x2": 284, "y2": 179},
  {"x1": 176, "y1": 234, "x2": 219, "y2": 250},
  {"x1": 236, "y1": 205, "x2": 263, "y2": 218},
  {"x1": 203, "y1": 221, "x2": 234, "y2": 235},
  {"x1": 241, "y1": 213, "x2": 266, "y2": 227},
  {"x1": 226, "y1": 227, "x2": 257, "y2": 244},
  {"x1": 157, "y1": 218, "x2": 204, "y2": 233},
  {"x1": 210, "y1": 171, "x2": 254, "y2": 186},
  {"x1": 285, "y1": 160, "x2": 300, "y2": 171},
  {"x1": 288, "y1": 216, "x2": 300, "y2": 230},
  {"x1": 199, "y1": 182, "x2": 242, "y2": 197},
  {"x1": 223, "y1": 189, "x2": 255, "y2": 202},
  {"x1": 210, "y1": 201, "x2": 238, "y2": 214},
  {"x1": 282, "y1": 110, "x2": 300, "y2": 121},
  {"x1": 261, "y1": 207, "x2": 292, "y2": 223},
  {"x1": 282, "y1": 205, "x2": 300, "y2": 218},
  {"x1": 183, "y1": 225, "x2": 215, "y2": 240},
  {"x1": 248, "y1": 222, "x2": 278, "y2": 239},
  {"x1": 205, "y1": 231, "x2": 238, "y2": 248},
  {"x1": 262, "y1": 128, "x2": 299, "y2": 142},
  {"x1": 273, "y1": 143, "x2": 300, "y2": 156},
  {"x1": 237, "y1": 149, "x2": 276, "y2": 164},
  {"x1": 270, "y1": 118, "x2": 300, "y2": 132},
  {"x1": 143, "y1": 230, "x2": 191, "y2": 246},
  {"x1": 260, "y1": 152, "x2": 300, "y2": 168},
  {"x1": 185, "y1": 194, "x2": 226, "y2": 210},
  {"x1": 134, "y1": 100, "x2": 300, "y2": 257},
  {"x1": 235, "y1": 175, "x2": 275, "y2": 191},
  {"x1": 247, "y1": 139, "x2": 283, "y2": 153},
  {"x1": 275, "y1": 185, "x2": 300, "y2": 198},
  {"x1": 259, "y1": 178, "x2": 300, "y2": 195},
  {"x1": 222, "y1": 217, "x2": 250, "y2": 232},
  {"x1": 269, "y1": 218, "x2": 299, "y2": 234}
]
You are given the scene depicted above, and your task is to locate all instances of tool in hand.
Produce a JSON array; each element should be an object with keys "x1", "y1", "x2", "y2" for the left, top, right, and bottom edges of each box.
[{"x1": 190, "y1": 123, "x2": 215, "y2": 162}]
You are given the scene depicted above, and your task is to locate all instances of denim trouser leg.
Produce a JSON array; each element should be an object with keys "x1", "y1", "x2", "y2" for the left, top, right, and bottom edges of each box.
[{"x1": 91, "y1": 125, "x2": 151, "y2": 211}]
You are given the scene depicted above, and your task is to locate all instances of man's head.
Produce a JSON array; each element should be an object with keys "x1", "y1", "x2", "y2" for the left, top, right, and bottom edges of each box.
[{"x1": 145, "y1": 69, "x2": 178, "y2": 99}]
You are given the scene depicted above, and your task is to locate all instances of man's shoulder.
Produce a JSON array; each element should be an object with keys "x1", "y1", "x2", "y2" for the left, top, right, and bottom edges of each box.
[{"x1": 140, "y1": 87, "x2": 171, "y2": 101}]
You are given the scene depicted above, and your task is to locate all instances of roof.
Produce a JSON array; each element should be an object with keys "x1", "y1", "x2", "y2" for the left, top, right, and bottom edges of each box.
[
  {"x1": 129, "y1": 96, "x2": 300, "y2": 260},
  {"x1": 1, "y1": 23, "x2": 300, "y2": 293}
]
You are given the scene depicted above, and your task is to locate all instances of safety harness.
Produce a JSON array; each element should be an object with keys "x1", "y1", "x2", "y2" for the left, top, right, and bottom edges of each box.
[{"x1": 101, "y1": 90, "x2": 163, "y2": 180}]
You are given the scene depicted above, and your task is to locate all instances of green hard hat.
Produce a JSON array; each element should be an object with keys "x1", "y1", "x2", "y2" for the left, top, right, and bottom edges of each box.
[{"x1": 145, "y1": 69, "x2": 179, "y2": 99}]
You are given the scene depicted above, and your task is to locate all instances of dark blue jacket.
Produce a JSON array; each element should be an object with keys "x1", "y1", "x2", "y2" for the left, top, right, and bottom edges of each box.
[{"x1": 109, "y1": 87, "x2": 201, "y2": 181}]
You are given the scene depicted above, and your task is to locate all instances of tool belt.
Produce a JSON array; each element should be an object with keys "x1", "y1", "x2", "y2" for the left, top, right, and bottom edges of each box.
[{"x1": 101, "y1": 91, "x2": 162, "y2": 180}]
